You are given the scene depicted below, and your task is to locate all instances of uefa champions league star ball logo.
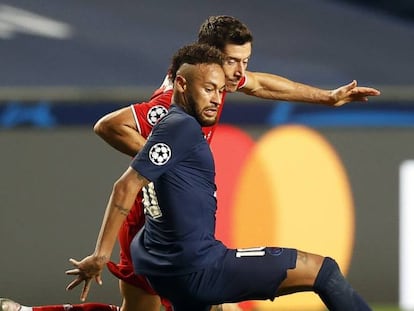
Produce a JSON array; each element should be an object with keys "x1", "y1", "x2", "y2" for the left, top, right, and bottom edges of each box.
[
  {"x1": 147, "y1": 105, "x2": 168, "y2": 126},
  {"x1": 149, "y1": 143, "x2": 171, "y2": 165}
]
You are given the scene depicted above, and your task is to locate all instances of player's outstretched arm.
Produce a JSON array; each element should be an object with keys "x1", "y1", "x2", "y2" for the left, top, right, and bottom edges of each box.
[
  {"x1": 241, "y1": 71, "x2": 380, "y2": 106},
  {"x1": 94, "y1": 106, "x2": 146, "y2": 157},
  {"x1": 66, "y1": 167, "x2": 149, "y2": 301}
]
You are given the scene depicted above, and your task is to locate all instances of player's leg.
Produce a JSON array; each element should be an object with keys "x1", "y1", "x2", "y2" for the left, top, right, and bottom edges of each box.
[
  {"x1": 277, "y1": 250, "x2": 372, "y2": 311},
  {"x1": 219, "y1": 304, "x2": 242, "y2": 311},
  {"x1": 0, "y1": 299, "x2": 119, "y2": 311},
  {"x1": 0, "y1": 299, "x2": 21, "y2": 311},
  {"x1": 119, "y1": 280, "x2": 161, "y2": 311},
  {"x1": 275, "y1": 250, "x2": 323, "y2": 295},
  {"x1": 170, "y1": 246, "x2": 371, "y2": 311},
  {"x1": 212, "y1": 304, "x2": 242, "y2": 311}
]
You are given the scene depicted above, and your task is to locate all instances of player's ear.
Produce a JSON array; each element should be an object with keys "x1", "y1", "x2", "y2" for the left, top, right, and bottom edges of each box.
[{"x1": 175, "y1": 75, "x2": 187, "y2": 92}]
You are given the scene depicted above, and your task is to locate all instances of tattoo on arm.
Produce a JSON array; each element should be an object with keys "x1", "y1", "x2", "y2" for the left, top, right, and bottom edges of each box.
[
  {"x1": 134, "y1": 170, "x2": 149, "y2": 184},
  {"x1": 297, "y1": 250, "x2": 308, "y2": 264},
  {"x1": 114, "y1": 204, "x2": 129, "y2": 216},
  {"x1": 112, "y1": 169, "x2": 148, "y2": 218}
]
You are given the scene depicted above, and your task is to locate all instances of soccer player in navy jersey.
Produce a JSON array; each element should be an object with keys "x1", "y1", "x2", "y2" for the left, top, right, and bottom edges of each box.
[{"x1": 65, "y1": 43, "x2": 373, "y2": 311}]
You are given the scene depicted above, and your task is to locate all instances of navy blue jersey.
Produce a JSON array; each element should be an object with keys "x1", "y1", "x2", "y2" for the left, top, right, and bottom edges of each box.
[{"x1": 130, "y1": 104, "x2": 226, "y2": 276}]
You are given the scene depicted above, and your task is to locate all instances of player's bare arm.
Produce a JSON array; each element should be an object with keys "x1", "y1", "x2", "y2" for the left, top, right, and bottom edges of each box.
[
  {"x1": 66, "y1": 167, "x2": 149, "y2": 301},
  {"x1": 241, "y1": 71, "x2": 380, "y2": 106},
  {"x1": 94, "y1": 106, "x2": 146, "y2": 157}
]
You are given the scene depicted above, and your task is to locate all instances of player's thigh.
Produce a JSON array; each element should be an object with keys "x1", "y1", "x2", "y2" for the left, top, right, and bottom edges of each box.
[
  {"x1": 147, "y1": 247, "x2": 297, "y2": 305},
  {"x1": 213, "y1": 247, "x2": 297, "y2": 301},
  {"x1": 120, "y1": 280, "x2": 161, "y2": 311}
]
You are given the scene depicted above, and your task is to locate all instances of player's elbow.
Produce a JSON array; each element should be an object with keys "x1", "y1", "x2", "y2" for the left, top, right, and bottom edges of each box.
[
  {"x1": 113, "y1": 177, "x2": 129, "y2": 196},
  {"x1": 113, "y1": 169, "x2": 145, "y2": 200},
  {"x1": 93, "y1": 116, "x2": 112, "y2": 139}
]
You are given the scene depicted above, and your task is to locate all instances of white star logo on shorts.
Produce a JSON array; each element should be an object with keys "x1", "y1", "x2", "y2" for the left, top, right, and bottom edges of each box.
[
  {"x1": 149, "y1": 143, "x2": 171, "y2": 166},
  {"x1": 147, "y1": 105, "x2": 168, "y2": 126}
]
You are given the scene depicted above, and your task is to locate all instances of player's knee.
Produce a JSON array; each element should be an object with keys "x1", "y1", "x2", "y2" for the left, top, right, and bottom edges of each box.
[
  {"x1": 313, "y1": 257, "x2": 343, "y2": 292},
  {"x1": 312, "y1": 257, "x2": 372, "y2": 310}
]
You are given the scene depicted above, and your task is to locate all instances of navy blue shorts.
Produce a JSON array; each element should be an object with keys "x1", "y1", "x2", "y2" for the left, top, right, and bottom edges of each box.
[{"x1": 147, "y1": 247, "x2": 297, "y2": 311}]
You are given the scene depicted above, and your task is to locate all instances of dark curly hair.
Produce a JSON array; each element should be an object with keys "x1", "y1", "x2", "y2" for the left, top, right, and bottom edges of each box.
[
  {"x1": 197, "y1": 15, "x2": 253, "y2": 51},
  {"x1": 168, "y1": 43, "x2": 224, "y2": 81}
]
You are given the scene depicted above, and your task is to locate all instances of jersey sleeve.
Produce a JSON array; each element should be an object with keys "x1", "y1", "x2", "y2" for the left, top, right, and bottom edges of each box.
[{"x1": 130, "y1": 113, "x2": 202, "y2": 182}]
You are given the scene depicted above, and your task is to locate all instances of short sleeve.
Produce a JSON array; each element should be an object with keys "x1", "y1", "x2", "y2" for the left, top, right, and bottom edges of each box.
[{"x1": 130, "y1": 112, "x2": 202, "y2": 182}]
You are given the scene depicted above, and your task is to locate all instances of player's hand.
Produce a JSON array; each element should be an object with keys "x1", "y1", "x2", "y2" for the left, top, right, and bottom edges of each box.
[
  {"x1": 329, "y1": 80, "x2": 380, "y2": 107},
  {"x1": 65, "y1": 255, "x2": 107, "y2": 301}
]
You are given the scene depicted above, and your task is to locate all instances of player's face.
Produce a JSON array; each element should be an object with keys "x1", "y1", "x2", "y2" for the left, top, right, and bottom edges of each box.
[
  {"x1": 222, "y1": 42, "x2": 251, "y2": 92},
  {"x1": 185, "y1": 63, "x2": 226, "y2": 127}
]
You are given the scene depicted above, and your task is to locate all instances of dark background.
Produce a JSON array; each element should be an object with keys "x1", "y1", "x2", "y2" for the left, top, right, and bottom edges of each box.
[{"x1": 0, "y1": 0, "x2": 413, "y2": 89}]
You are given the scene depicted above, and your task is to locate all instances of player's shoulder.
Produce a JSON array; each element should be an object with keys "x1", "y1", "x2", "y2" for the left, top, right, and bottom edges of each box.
[{"x1": 162, "y1": 105, "x2": 200, "y2": 132}]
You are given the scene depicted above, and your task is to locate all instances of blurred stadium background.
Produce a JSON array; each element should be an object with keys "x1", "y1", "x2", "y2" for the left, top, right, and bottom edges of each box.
[{"x1": 1, "y1": 0, "x2": 414, "y2": 310}]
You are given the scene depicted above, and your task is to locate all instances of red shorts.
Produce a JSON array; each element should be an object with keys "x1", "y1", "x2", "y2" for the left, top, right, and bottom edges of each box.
[{"x1": 106, "y1": 196, "x2": 172, "y2": 309}]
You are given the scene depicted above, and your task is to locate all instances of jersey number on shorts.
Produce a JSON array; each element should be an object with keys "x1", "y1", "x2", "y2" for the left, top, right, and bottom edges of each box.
[
  {"x1": 236, "y1": 247, "x2": 266, "y2": 258},
  {"x1": 142, "y1": 182, "x2": 162, "y2": 219}
]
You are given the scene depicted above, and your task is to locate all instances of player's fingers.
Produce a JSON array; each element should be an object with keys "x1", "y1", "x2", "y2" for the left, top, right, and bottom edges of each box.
[
  {"x1": 68, "y1": 258, "x2": 80, "y2": 266},
  {"x1": 65, "y1": 268, "x2": 81, "y2": 275},
  {"x1": 353, "y1": 87, "x2": 381, "y2": 96},
  {"x1": 95, "y1": 275, "x2": 103, "y2": 286},
  {"x1": 344, "y1": 80, "x2": 357, "y2": 92},
  {"x1": 66, "y1": 278, "x2": 83, "y2": 291},
  {"x1": 80, "y1": 279, "x2": 92, "y2": 302}
]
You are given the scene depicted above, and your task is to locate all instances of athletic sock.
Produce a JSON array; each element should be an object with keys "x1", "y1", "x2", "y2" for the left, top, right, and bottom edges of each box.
[
  {"x1": 31, "y1": 303, "x2": 119, "y2": 311},
  {"x1": 313, "y1": 257, "x2": 372, "y2": 311}
]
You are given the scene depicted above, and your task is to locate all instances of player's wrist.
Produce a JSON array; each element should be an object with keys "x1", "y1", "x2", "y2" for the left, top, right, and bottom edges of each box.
[
  {"x1": 92, "y1": 253, "x2": 110, "y2": 265},
  {"x1": 323, "y1": 89, "x2": 337, "y2": 106}
]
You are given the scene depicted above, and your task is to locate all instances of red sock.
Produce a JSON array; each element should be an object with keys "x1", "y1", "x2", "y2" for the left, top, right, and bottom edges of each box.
[{"x1": 32, "y1": 303, "x2": 119, "y2": 311}]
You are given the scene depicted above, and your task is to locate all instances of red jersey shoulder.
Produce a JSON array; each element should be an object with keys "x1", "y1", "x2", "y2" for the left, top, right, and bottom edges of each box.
[
  {"x1": 131, "y1": 76, "x2": 173, "y2": 139},
  {"x1": 131, "y1": 88, "x2": 173, "y2": 139}
]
